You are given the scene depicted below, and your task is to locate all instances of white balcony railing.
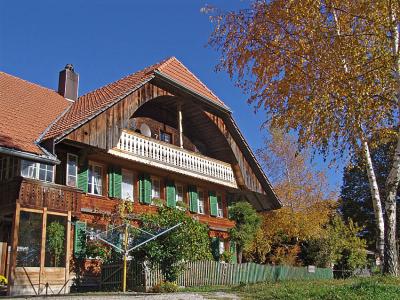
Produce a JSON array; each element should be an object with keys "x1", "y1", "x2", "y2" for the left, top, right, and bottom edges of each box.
[{"x1": 111, "y1": 130, "x2": 237, "y2": 187}]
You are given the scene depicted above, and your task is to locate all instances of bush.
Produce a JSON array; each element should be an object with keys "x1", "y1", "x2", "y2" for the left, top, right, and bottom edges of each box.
[
  {"x1": 220, "y1": 251, "x2": 233, "y2": 263},
  {"x1": 86, "y1": 240, "x2": 111, "y2": 261},
  {"x1": 152, "y1": 281, "x2": 178, "y2": 293},
  {"x1": 132, "y1": 206, "x2": 212, "y2": 282}
]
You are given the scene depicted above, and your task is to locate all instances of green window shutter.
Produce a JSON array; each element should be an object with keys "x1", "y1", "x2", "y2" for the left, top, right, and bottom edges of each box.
[
  {"x1": 74, "y1": 221, "x2": 87, "y2": 257},
  {"x1": 145, "y1": 175, "x2": 152, "y2": 204},
  {"x1": 108, "y1": 167, "x2": 114, "y2": 197},
  {"x1": 166, "y1": 181, "x2": 176, "y2": 208},
  {"x1": 108, "y1": 166, "x2": 122, "y2": 198},
  {"x1": 113, "y1": 167, "x2": 122, "y2": 199},
  {"x1": 188, "y1": 185, "x2": 198, "y2": 213},
  {"x1": 139, "y1": 175, "x2": 144, "y2": 203},
  {"x1": 230, "y1": 241, "x2": 237, "y2": 264},
  {"x1": 209, "y1": 191, "x2": 218, "y2": 217},
  {"x1": 211, "y1": 237, "x2": 220, "y2": 261},
  {"x1": 77, "y1": 160, "x2": 88, "y2": 193},
  {"x1": 139, "y1": 174, "x2": 152, "y2": 204}
]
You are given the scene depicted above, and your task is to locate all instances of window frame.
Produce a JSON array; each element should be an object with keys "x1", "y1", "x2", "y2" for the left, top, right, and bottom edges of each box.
[
  {"x1": 121, "y1": 168, "x2": 134, "y2": 201},
  {"x1": 151, "y1": 176, "x2": 161, "y2": 199},
  {"x1": 38, "y1": 162, "x2": 54, "y2": 182},
  {"x1": 219, "y1": 239, "x2": 225, "y2": 255},
  {"x1": 175, "y1": 182, "x2": 184, "y2": 203},
  {"x1": 88, "y1": 162, "x2": 104, "y2": 196},
  {"x1": 21, "y1": 159, "x2": 54, "y2": 183},
  {"x1": 66, "y1": 153, "x2": 78, "y2": 187},
  {"x1": 159, "y1": 130, "x2": 172, "y2": 144},
  {"x1": 0, "y1": 156, "x2": 19, "y2": 182},
  {"x1": 217, "y1": 193, "x2": 224, "y2": 218},
  {"x1": 198, "y1": 188, "x2": 205, "y2": 215}
]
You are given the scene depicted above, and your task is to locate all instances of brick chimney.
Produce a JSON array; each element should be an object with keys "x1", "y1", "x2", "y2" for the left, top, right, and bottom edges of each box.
[{"x1": 58, "y1": 64, "x2": 79, "y2": 101}]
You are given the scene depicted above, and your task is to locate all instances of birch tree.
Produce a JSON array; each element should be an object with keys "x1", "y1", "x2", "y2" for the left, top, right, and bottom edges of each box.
[{"x1": 207, "y1": 0, "x2": 400, "y2": 275}]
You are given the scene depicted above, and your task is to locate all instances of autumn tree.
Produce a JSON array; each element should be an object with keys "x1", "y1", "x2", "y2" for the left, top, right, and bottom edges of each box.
[
  {"x1": 246, "y1": 128, "x2": 335, "y2": 265},
  {"x1": 207, "y1": 0, "x2": 400, "y2": 275},
  {"x1": 302, "y1": 216, "x2": 367, "y2": 276}
]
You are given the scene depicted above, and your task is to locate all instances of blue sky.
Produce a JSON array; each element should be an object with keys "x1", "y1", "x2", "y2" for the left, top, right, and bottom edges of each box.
[{"x1": 0, "y1": 0, "x2": 343, "y2": 192}]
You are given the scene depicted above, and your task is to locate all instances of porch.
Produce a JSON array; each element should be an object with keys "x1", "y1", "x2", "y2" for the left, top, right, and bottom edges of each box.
[{"x1": 0, "y1": 177, "x2": 84, "y2": 296}]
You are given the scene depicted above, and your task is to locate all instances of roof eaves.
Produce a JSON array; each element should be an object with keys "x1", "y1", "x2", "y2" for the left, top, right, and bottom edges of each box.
[
  {"x1": 53, "y1": 75, "x2": 155, "y2": 143},
  {"x1": 227, "y1": 116, "x2": 282, "y2": 209},
  {"x1": 0, "y1": 146, "x2": 60, "y2": 164},
  {"x1": 153, "y1": 70, "x2": 232, "y2": 114}
]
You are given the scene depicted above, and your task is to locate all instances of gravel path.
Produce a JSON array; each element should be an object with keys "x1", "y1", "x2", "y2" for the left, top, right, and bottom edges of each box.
[{"x1": 4, "y1": 292, "x2": 240, "y2": 300}]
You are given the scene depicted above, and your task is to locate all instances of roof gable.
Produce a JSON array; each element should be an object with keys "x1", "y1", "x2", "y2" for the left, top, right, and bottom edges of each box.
[
  {"x1": 0, "y1": 71, "x2": 70, "y2": 155},
  {"x1": 43, "y1": 57, "x2": 228, "y2": 141}
]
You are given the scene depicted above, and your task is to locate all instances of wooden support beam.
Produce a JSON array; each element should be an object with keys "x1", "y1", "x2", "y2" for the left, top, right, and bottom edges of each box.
[
  {"x1": 177, "y1": 102, "x2": 183, "y2": 148},
  {"x1": 64, "y1": 211, "x2": 72, "y2": 293},
  {"x1": 39, "y1": 207, "x2": 47, "y2": 290},
  {"x1": 7, "y1": 203, "x2": 20, "y2": 296}
]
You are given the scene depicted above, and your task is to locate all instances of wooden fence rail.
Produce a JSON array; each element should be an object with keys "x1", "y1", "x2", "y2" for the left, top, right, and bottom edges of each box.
[{"x1": 101, "y1": 261, "x2": 333, "y2": 291}]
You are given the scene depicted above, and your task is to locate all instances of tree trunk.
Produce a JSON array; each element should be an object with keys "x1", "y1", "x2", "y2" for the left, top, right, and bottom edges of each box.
[
  {"x1": 363, "y1": 141, "x2": 385, "y2": 263},
  {"x1": 383, "y1": 132, "x2": 400, "y2": 275},
  {"x1": 383, "y1": 3, "x2": 400, "y2": 276}
]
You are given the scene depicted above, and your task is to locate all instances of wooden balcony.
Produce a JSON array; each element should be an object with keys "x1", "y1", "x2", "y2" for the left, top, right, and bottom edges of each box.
[
  {"x1": 108, "y1": 129, "x2": 238, "y2": 188},
  {"x1": 0, "y1": 177, "x2": 83, "y2": 214}
]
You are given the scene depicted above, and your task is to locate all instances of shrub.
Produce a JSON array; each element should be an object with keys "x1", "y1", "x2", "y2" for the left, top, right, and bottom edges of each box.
[
  {"x1": 152, "y1": 281, "x2": 178, "y2": 293},
  {"x1": 132, "y1": 206, "x2": 212, "y2": 282},
  {"x1": 86, "y1": 240, "x2": 111, "y2": 261},
  {"x1": 220, "y1": 250, "x2": 233, "y2": 263},
  {"x1": 47, "y1": 221, "x2": 65, "y2": 267}
]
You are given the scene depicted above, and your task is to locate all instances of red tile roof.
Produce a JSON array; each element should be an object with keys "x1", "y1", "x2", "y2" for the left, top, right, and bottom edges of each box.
[
  {"x1": 0, "y1": 72, "x2": 70, "y2": 155},
  {"x1": 43, "y1": 57, "x2": 227, "y2": 141},
  {"x1": 157, "y1": 57, "x2": 225, "y2": 106}
]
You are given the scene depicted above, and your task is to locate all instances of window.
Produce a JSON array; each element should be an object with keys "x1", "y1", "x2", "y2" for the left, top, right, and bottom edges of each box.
[
  {"x1": 66, "y1": 153, "x2": 78, "y2": 187},
  {"x1": 219, "y1": 240, "x2": 225, "y2": 255},
  {"x1": 21, "y1": 160, "x2": 54, "y2": 182},
  {"x1": 160, "y1": 131, "x2": 172, "y2": 144},
  {"x1": 17, "y1": 212, "x2": 42, "y2": 267},
  {"x1": 0, "y1": 156, "x2": 18, "y2": 181},
  {"x1": 198, "y1": 189, "x2": 205, "y2": 214},
  {"x1": 88, "y1": 163, "x2": 103, "y2": 195},
  {"x1": 176, "y1": 183, "x2": 183, "y2": 203},
  {"x1": 39, "y1": 163, "x2": 54, "y2": 182},
  {"x1": 121, "y1": 169, "x2": 134, "y2": 201},
  {"x1": 217, "y1": 194, "x2": 223, "y2": 218},
  {"x1": 87, "y1": 224, "x2": 103, "y2": 240},
  {"x1": 0, "y1": 157, "x2": 8, "y2": 181},
  {"x1": 151, "y1": 176, "x2": 161, "y2": 199},
  {"x1": 21, "y1": 160, "x2": 37, "y2": 178}
]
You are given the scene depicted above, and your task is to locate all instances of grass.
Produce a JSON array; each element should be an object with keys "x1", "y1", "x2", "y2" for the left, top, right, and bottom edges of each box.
[{"x1": 183, "y1": 276, "x2": 400, "y2": 300}]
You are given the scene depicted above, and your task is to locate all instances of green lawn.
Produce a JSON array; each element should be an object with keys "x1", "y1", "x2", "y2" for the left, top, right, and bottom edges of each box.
[{"x1": 184, "y1": 276, "x2": 400, "y2": 300}]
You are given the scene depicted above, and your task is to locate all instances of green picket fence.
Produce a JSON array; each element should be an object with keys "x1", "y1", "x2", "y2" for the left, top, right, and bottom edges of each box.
[{"x1": 101, "y1": 261, "x2": 333, "y2": 291}]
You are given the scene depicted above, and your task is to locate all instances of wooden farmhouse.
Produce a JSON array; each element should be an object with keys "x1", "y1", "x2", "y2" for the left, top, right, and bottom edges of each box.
[{"x1": 0, "y1": 57, "x2": 281, "y2": 295}]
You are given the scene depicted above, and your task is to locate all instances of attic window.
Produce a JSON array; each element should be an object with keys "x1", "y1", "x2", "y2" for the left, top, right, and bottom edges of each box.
[{"x1": 160, "y1": 131, "x2": 172, "y2": 144}]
